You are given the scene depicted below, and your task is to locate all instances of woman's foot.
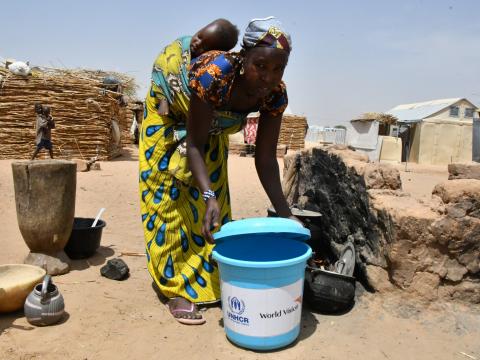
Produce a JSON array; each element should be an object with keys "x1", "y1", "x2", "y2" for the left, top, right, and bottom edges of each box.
[{"x1": 167, "y1": 297, "x2": 205, "y2": 325}]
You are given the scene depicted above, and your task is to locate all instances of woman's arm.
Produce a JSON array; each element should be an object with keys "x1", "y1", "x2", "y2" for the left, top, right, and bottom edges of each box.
[
  {"x1": 255, "y1": 113, "x2": 293, "y2": 218},
  {"x1": 187, "y1": 93, "x2": 220, "y2": 242}
]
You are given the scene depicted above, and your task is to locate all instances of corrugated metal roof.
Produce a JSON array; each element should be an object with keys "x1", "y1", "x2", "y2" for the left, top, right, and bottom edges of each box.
[{"x1": 386, "y1": 98, "x2": 463, "y2": 123}]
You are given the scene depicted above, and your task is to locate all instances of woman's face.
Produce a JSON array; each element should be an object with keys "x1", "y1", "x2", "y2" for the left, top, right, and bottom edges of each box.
[{"x1": 242, "y1": 47, "x2": 289, "y2": 97}]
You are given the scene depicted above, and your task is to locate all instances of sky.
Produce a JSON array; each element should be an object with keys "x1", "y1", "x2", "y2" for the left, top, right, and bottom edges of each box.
[{"x1": 1, "y1": 0, "x2": 479, "y2": 126}]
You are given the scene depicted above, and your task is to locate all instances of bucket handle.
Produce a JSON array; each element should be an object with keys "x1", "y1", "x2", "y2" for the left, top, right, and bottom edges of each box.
[{"x1": 41, "y1": 275, "x2": 52, "y2": 301}]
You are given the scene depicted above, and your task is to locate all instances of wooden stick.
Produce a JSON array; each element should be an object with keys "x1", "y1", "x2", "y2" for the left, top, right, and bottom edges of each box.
[{"x1": 120, "y1": 251, "x2": 146, "y2": 257}]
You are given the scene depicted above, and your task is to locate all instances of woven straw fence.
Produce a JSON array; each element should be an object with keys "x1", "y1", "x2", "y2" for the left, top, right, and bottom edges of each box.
[
  {"x1": 278, "y1": 114, "x2": 308, "y2": 150},
  {"x1": 0, "y1": 67, "x2": 135, "y2": 160}
]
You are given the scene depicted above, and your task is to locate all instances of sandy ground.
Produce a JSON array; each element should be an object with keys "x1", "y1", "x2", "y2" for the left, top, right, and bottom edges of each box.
[{"x1": 0, "y1": 147, "x2": 478, "y2": 360}]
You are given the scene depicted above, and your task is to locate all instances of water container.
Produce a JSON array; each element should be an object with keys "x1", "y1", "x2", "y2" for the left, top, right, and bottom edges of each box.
[{"x1": 213, "y1": 217, "x2": 311, "y2": 350}]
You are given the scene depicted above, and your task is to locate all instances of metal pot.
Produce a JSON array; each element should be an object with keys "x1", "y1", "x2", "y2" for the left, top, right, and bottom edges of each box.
[{"x1": 24, "y1": 275, "x2": 65, "y2": 326}]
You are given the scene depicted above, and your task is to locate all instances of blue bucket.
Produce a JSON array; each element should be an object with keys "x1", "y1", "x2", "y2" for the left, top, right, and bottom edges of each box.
[{"x1": 213, "y1": 218, "x2": 312, "y2": 350}]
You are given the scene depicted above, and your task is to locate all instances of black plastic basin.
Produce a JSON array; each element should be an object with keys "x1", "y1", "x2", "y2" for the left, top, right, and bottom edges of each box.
[{"x1": 65, "y1": 217, "x2": 106, "y2": 259}]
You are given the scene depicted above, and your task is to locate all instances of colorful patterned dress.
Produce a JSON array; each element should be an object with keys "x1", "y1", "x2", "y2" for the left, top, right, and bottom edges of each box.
[{"x1": 139, "y1": 45, "x2": 288, "y2": 304}]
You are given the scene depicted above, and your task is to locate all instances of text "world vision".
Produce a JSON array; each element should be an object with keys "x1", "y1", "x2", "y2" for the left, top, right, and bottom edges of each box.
[{"x1": 259, "y1": 304, "x2": 299, "y2": 319}]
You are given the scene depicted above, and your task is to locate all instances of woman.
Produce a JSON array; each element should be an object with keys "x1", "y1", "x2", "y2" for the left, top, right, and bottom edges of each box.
[{"x1": 139, "y1": 16, "x2": 295, "y2": 325}]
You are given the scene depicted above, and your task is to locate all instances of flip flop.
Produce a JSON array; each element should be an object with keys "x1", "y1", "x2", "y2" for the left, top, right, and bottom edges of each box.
[
  {"x1": 168, "y1": 298, "x2": 206, "y2": 325},
  {"x1": 335, "y1": 241, "x2": 356, "y2": 277}
]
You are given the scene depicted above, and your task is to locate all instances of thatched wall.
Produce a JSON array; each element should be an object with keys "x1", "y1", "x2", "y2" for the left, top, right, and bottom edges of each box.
[
  {"x1": 239, "y1": 114, "x2": 308, "y2": 151},
  {"x1": 279, "y1": 114, "x2": 308, "y2": 150},
  {"x1": 0, "y1": 66, "x2": 137, "y2": 160}
]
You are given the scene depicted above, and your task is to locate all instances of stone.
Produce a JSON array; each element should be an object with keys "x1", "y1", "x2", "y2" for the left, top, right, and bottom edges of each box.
[
  {"x1": 408, "y1": 272, "x2": 440, "y2": 302},
  {"x1": 100, "y1": 258, "x2": 129, "y2": 280},
  {"x1": 25, "y1": 252, "x2": 69, "y2": 276},
  {"x1": 72, "y1": 158, "x2": 89, "y2": 172},
  {"x1": 448, "y1": 162, "x2": 480, "y2": 180},
  {"x1": 363, "y1": 164, "x2": 402, "y2": 190},
  {"x1": 284, "y1": 146, "x2": 480, "y2": 304},
  {"x1": 459, "y1": 252, "x2": 480, "y2": 274},
  {"x1": 444, "y1": 258, "x2": 468, "y2": 282},
  {"x1": 433, "y1": 179, "x2": 480, "y2": 205},
  {"x1": 438, "y1": 280, "x2": 480, "y2": 304},
  {"x1": 445, "y1": 204, "x2": 467, "y2": 218},
  {"x1": 429, "y1": 216, "x2": 480, "y2": 277},
  {"x1": 90, "y1": 162, "x2": 101, "y2": 171},
  {"x1": 326, "y1": 145, "x2": 369, "y2": 163},
  {"x1": 366, "y1": 265, "x2": 394, "y2": 293}
]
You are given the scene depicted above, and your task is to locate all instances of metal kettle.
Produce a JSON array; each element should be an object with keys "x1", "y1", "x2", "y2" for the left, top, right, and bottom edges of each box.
[{"x1": 24, "y1": 275, "x2": 65, "y2": 326}]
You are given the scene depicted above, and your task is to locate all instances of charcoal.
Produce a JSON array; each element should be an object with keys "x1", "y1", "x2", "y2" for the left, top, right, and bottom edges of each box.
[{"x1": 100, "y1": 258, "x2": 129, "y2": 280}]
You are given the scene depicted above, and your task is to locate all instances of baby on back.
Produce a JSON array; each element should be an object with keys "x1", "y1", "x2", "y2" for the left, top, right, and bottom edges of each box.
[
  {"x1": 156, "y1": 19, "x2": 239, "y2": 115},
  {"x1": 190, "y1": 18, "x2": 239, "y2": 58}
]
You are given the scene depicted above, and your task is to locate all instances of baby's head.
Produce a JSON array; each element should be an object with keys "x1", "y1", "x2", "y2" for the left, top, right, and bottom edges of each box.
[
  {"x1": 43, "y1": 106, "x2": 51, "y2": 116},
  {"x1": 190, "y1": 19, "x2": 239, "y2": 58}
]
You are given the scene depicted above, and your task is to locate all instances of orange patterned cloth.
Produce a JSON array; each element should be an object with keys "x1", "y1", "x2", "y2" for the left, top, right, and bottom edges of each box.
[{"x1": 188, "y1": 51, "x2": 288, "y2": 118}]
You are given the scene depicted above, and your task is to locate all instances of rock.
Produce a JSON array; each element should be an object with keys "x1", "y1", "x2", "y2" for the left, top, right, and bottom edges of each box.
[
  {"x1": 363, "y1": 164, "x2": 402, "y2": 190},
  {"x1": 284, "y1": 146, "x2": 480, "y2": 304},
  {"x1": 90, "y1": 162, "x2": 101, "y2": 171},
  {"x1": 73, "y1": 158, "x2": 89, "y2": 172},
  {"x1": 433, "y1": 179, "x2": 480, "y2": 205},
  {"x1": 448, "y1": 163, "x2": 480, "y2": 180},
  {"x1": 429, "y1": 216, "x2": 480, "y2": 277},
  {"x1": 445, "y1": 204, "x2": 467, "y2": 218},
  {"x1": 438, "y1": 280, "x2": 480, "y2": 304},
  {"x1": 444, "y1": 258, "x2": 468, "y2": 282},
  {"x1": 408, "y1": 272, "x2": 440, "y2": 302},
  {"x1": 100, "y1": 258, "x2": 129, "y2": 280},
  {"x1": 459, "y1": 252, "x2": 480, "y2": 274},
  {"x1": 286, "y1": 147, "x2": 373, "y2": 280},
  {"x1": 429, "y1": 195, "x2": 446, "y2": 215},
  {"x1": 366, "y1": 265, "x2": 394, "y2": 292},
  {"x1": 25, "y1": 252, "x2": 70, "y2": 275},
  {"x1": 326, "y1": 144, "x2": 369, "y2": 163}
]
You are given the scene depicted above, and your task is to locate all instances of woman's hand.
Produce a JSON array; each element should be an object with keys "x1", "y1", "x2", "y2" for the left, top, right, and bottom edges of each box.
[{"x1": 202, "y1": 198, "x2": 220, "y2": 243}]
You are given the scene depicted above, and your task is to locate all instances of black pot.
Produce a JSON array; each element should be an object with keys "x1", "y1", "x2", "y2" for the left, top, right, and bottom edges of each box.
[
  {"x1": 64, "y1": 217, "x2": 106, "y2": 259},
  {"x1": 304, "y1": 266, "x2": 355, "y2": 314}
]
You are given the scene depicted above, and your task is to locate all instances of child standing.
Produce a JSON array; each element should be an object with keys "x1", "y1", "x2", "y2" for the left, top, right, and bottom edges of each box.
[{"x1": 31, "y1": 105, "x2": 55, "y2": 159}]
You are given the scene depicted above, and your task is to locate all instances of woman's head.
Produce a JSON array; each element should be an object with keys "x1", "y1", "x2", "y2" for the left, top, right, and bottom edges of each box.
[
  {"x1": 190, "y1": 19, "x2": 239, "y2": 58},
  {"x1": 242, "y1": 16, "x2": 291, "y2": 53},
  {"x1": 240, "y1": 16, "x2": 291, "y2": 97}
]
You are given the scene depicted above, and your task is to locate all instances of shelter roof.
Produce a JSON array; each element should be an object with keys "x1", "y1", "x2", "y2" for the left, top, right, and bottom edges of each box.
[{"x1": 385, "y1": 98, "x2": 477, "y2": 123}]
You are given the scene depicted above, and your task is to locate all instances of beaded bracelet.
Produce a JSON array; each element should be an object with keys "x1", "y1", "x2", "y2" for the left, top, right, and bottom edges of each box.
[{"x1": 202, "y1": 189, "x2": 216, "y2": 202}]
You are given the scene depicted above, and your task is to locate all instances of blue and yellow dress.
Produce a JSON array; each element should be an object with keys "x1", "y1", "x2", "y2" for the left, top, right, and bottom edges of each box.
[{"x1": 139, "y1": 43, "x2": 288, "y2": 304}]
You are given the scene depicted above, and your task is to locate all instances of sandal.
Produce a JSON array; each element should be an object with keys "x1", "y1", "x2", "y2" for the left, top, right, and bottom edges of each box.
[{"x1": 167, "y1": 297, "x2": 206, "y2": 325}]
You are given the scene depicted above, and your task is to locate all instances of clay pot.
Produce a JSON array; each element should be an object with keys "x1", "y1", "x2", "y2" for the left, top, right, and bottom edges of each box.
[{"x1": 12, "y1": 160, "x2": 76, "y2": 275}]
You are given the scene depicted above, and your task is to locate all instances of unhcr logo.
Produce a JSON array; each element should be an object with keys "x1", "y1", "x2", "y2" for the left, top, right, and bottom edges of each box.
[
  {"x1": 228, "y1": 296, "x2": 245, "y2": 315},
  {"x1": 227, "y1": 296, "x2": 249, "y2": 325}
]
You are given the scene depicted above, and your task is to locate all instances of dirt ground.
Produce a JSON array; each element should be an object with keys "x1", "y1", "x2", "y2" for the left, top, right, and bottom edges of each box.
[{"x1": 0, "y1": 147, "x2": 478, "y2": 360}]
